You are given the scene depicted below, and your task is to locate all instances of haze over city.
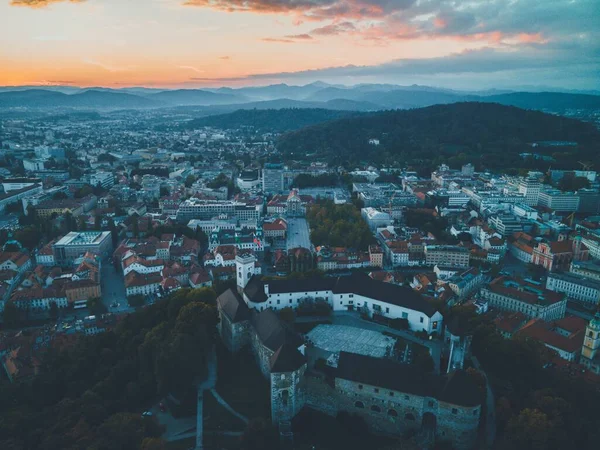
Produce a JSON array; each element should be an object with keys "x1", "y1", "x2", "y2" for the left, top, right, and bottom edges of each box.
[{"x1": 1, "y1": 0, "x2": 599, "y2": 90}]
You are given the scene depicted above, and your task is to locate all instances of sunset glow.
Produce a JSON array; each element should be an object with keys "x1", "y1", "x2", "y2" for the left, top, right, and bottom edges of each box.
[{"x1": 1, "y1": 0, "x2": 598, "y2": 89}]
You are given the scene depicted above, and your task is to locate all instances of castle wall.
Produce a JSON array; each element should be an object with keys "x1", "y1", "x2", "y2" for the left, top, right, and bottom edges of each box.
[
  {"x1": 251, "y1": 332, "x2": 275, "y2": 378},
  {"x1": 270, "y1": 365, "x2": 306, "y2": 423}
]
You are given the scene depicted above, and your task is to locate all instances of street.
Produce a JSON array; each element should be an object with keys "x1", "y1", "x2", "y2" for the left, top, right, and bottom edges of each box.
[
  {"x1": 286, "y1": 217, "x2": 312, "y2": 251},
  {"x1": 100, "y1": 261, "x2": 133, "y2": 314}
]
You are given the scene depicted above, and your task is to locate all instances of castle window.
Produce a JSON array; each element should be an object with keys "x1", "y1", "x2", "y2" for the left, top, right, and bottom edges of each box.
[
  {"x1": 420, "y1": 317, "x2": 424, "y2": 323},
  {"x1": 388, "y1": 409, "x2": 398, "y2": 417},
  {"x1": 428, "y1": 401, "x2": 434, "y2": 407},
  {"x1": 371, "y1": 405, "x2": 381, "y2": 413},
  {"x1": 282, "y1": 390, "x2": 289, "y2": 406},
  {"x1": 374, "y1": 388, "x2": 379, "y2": 393},
  {"x1": 389, "y1": 392, "x2": 394, "y2": 397},
  {"x1": 358, "y1": 384, "x2": 363, "y2": 390},
  {"x1": 355, "y1": 401, "x2": 364, "y2": 409},
  {"x1": 473, "y1": 409, "x2": 479, "y2": 416},
  {"x1": 404, "y1": 395, "x2": 409, "y2": 400},
  {"x1": 277, "y1": 300, "x2": 280, "y2": 304},
  {"x1": 405, "y1": 413, "x2": 415, "y2": 421},
  {"x1": 452, "y1": 408, "x2": 458, "y2": 414}
]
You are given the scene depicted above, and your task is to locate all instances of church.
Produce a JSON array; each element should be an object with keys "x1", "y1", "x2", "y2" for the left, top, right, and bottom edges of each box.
[{"x1": 216, "y1": 252, "x2": 482, "y2": 449}]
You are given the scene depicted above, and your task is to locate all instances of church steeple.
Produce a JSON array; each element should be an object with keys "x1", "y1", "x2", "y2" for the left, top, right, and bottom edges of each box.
[{"x1": 582, "y1": 309, "x2": 600, "y2": 362}]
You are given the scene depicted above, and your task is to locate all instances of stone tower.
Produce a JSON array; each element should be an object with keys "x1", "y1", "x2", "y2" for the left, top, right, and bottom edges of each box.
[
  {"x1": 582, "y1": 310, "x2": 600, "y2": 363},
  {"x1": 269, "y1": 343, "x2": 306, "y2": 425},
  {"x1": 236, "y1": 251, "x2": 256, "y2": 294},
  {"x1": 445, "y1": 316, "x2": 472, "y2": 373}
]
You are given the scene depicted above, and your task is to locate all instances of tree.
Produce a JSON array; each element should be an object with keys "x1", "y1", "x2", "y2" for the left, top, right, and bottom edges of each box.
[
  {"x1": 140, "y1": 437, "x2": 165, "y2": 450},
  {"x1": 184, "y1": 175, "x2": 197, "y2": 188},
  {"x1": 2, "y1": 302, "x2": 19, "y2": 326},
  {"x1": 127, "y1": 295, "x2": 145, "y2": 308},
  {"x1": 87, "y1": 297, "x2": 107, "y2": 315},
  {"x1": 505, "y1": 408, "x2": 552, "y2": 450},
  {"x1": 49, "y1": 301, "x2": 59, "y2": 320},
  {"x1": 52, "y1": 191, "x2": 68, "y2": 200},
  {"x1": 278, "y1": 307, "x2": 295, "y2": 324},
  {"x1": 241, "y1": 418, "x2": 278, "y2": 450}
]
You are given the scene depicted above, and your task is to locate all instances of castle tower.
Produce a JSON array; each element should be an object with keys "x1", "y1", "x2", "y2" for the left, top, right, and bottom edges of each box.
[
  {"x1": 582, "y1": 310, "x2": 600, "y2": 362},
  {"x1": 269, "y1": 343, "x2": 306, "y2": 425},
  {"x1": 236, "y1": 252, "x2": 256, "y2": 294},
  {"x1": 445, "y1": 316, "x2": 472, "y2": 374}
]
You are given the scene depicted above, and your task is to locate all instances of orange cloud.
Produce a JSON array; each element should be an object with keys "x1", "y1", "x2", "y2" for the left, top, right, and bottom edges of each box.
[{"x1": 11, "y1": 0, "x2": 85, "y2": 7}]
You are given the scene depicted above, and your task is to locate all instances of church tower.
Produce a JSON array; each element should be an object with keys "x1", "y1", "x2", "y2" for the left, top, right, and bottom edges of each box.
[
  {"x1": 582, "y1": 310, "x2": 600, "y2": 363},
  {"x1": 236, "y1": 251, "x2": 256, "y2": 294}
]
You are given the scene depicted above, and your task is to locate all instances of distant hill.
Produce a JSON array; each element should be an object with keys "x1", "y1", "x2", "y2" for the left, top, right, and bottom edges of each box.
[
  {"x1": 0, "y1": 89, "x2": 162, "y2": 109},
  {"x1": 277, "y1": 102, "x2": 600, "y2": 169},
  {"x1": 149, "y1": 89, "x2": 249, "y2": 106},
  {"x1": 0, "y1": 84, "x2": 598, "y2": 113},
  {"x1": 183, "y1": 108, "x2": 364, "y2": 133},
  {"x1": 480, "y1": 92, "x2": 600, "y2": 111}
]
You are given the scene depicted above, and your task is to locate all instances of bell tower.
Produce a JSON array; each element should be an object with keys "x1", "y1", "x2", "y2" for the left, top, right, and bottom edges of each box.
[
  {"x1": 582, "y1": 310, "x2": 600, "y2": 362},
  {"x1": 236, "y1": 252, "x2": 256, "y2": 294}
]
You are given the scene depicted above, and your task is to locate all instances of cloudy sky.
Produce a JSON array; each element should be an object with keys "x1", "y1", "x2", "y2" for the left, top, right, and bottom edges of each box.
[{"x1": 1, "y1": 0, "x2": 598, "y2": 90}]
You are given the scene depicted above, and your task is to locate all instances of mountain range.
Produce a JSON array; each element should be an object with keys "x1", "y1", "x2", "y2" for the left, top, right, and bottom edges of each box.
[{"x1": 1, "y1": 83, "x2": 599, "y2": 113}]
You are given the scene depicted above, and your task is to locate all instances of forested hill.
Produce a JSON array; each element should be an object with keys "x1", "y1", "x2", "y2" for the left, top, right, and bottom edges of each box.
[
  {"x1": 183, "y1": 108, "x2": 363, "y2": 133},
  {"x1": 277, "y1": 102, "x2": 600, "y2": 170}
]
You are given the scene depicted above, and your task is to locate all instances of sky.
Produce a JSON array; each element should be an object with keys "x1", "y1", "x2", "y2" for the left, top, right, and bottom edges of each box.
[{"x1": 0, "y1": 0, "x2": 598, "y2": 90}]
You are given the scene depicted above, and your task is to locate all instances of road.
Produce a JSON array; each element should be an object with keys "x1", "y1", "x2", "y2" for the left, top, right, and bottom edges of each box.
[
  {"x1": 100, "y1": 261, "x2": 133, "y2": 314},
  {"x1": 196, "y1": 346, "x2": 217, "y2": 449},
  {"x1": 286, "y1": 217, "x2": 312, "y2": 251}
]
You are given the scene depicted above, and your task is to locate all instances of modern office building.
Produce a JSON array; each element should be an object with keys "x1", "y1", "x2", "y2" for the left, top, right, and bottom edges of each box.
[{"x1": 53, "y1": 231, "x2": 113, "y2": 266}]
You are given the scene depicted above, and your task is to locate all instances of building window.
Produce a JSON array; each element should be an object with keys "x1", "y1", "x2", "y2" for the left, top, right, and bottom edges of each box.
[
  {"x1": 404, "y1": 395, "x2": 409, "y2": 400},
  {"x1": 374, "y1": 388, "x2": 379, "y2": 393},
  {"x1": 355, "y1": 401, "x2": 364, "y2": 409},
  {"x1": 358, "y1": 384, "x2": 363, "y2": 390},
  {"x1": 388, "y1": 409, "x2": 398, "y2": 417},
  {"x1": 370, "y1": 405, "x2": 381, "y2": 413},
  {"x1": 428, "y1": 401, "x2": 434, "y2": 407},
  {"x1": 386, "y1": 307, "x2": 389, "y2": 313},
  {"x1": 452, "y1": 408, "x2": 458, "y2": 415},
  {"x1": 389, "y1": 392, "x2": 394, "y2": 397},
  {"x1": 420, "y1": 317, "x2": 424, "y2": 323},
  {"x1": 405, "y1": 413, "x2": 415, "y2": 421}
]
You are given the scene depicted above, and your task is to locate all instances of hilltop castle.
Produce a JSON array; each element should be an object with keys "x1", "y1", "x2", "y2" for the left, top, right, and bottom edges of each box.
[{"x1": 216, "y1": 253, "x2": 482, "y2": 449}]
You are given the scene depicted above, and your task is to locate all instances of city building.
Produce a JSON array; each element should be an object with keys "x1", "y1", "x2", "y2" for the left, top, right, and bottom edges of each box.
[
  {"x1": 481, "y1": 276, "x2": 567, "y2": 321},
  {"x1": 89, "y1": 171, "x2": 115, "y2": 189},
  {"x1": 546, "y1": 272, "x2": 600, "y2": 306},
  {"x1": 53, "y1": 231, "x2": 113, "y2": 266},
  {"x1": 424, "y1": 246, "x2": 470, "y2": 268},
  {"x1": 176, "y1": 198, "x2": 261, "y2": 222},
  {"x1": 538, "y1": 188, "x2": 580, "y2": 212}
]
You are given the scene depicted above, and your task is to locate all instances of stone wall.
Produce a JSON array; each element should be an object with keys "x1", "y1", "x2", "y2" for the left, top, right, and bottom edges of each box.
[
  {"x1": 251, "y1": 333, "x2": 275, "y2": 379},
  {"x1": 330, "y1": 378, "x2": 480, "y2": 450},
  {"x1": 271, "y1": 365, "x2": 306, "y2": 423}
]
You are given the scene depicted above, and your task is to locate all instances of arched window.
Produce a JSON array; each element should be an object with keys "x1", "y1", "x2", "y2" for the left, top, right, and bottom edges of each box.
[
  {"x1": 354, "y1": 401, "x2": 364, "y2": 409},
  {"x1": 405, "y1": 413, "x2": 415, "y2": 421},
  {"x1": 281, "y1": 389, "x2": 289, "y2": 406},
  {"x1": 370, "y1": 405, "x2": 381, "y2": 413},
  {"x1": 388, "y1": 409, "x2": 398, "y2": 417}
]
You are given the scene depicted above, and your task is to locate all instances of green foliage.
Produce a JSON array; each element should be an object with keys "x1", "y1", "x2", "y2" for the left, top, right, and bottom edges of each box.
[
  {"x1": 127, "y1": 294, "x2": 145, "y2": 308},
  {"x1": 277, "y1": 103, "x2": 600, "y2": 170},
  {"x1": 0, "y1": 287, "x2": 217, "y2": 450},
  {"x1": 557, "y1": 173, "x2": 590, "y2": 192},
  {"x1": 291, "y1": 173, "x2": 338, "y2": 188},
  {"x1": 306, "y1": 200, "x2": 375, "y2": 251},
  {"x1": 2, "y1": 301, "x2": 20, "y2": 326},
  {"x1": 184, "y1": 108, "x2": 361, "y2": 133}
]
